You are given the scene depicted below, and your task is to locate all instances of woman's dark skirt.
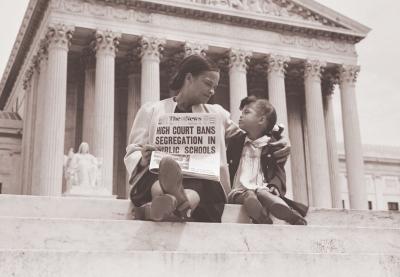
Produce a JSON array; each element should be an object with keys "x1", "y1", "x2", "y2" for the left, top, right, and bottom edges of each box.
[{"x1": 130, "y1": 170, "x2": 226, "y2": 222}]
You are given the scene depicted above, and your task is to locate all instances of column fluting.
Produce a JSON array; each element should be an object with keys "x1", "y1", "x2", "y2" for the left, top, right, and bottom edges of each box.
[
  {"x1": 139, "y1": 36, "x2": 165, "y2": 105},
  {"x1": 228, "y1": 48, "x2": 252, "y2": 123},
  {"x1": 322, "y1": 76, "x2": 342, "y2": 208},
  {"x1": 303, "y1": 59, "x2": 332, "y2": 208},
  {"x1": 339, "y1": 64, "x2": 367, "y2": 210},
  {"x1": 38, "y1": 24, "x2": 74, "y2": 196},
  {"x1": 91, "y1": 30, "x2": 120, "y2": 194},
  {"x1": 266, "y1": 54, "x2": 293, "y2": 198}
]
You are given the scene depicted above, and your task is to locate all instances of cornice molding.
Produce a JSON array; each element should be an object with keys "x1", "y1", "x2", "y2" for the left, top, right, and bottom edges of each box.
[{"x1": 0, "y1": 0, "x2": 49, "y2": 108}]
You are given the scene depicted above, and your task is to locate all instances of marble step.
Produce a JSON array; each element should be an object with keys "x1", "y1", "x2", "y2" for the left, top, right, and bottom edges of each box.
[
  {"x1": 1, "y1": 217, "x2": 399, "y2": 255},
  {"x1": 1, "y1": 250, "x2": 399, "y2": 277},
  {"x1": 1, "y1": 194, "x2": 400, "y2": 227}
]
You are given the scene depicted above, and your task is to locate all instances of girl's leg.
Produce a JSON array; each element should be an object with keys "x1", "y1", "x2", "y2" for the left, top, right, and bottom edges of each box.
[
  {"x1": 229, "y1": 189, "x2": 271, "y2": 224},
  {"x1": 257, "y1": 188, "x2": 307, "y2": 225}
]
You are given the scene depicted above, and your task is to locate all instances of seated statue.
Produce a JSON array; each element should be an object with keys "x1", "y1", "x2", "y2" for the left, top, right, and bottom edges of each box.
[{"x1": 64, "y1": 142, "x2": 101, "y2": 193}]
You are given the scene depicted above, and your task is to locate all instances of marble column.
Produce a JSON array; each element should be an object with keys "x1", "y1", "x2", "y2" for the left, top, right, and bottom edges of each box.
[
  {"x1": 303, "y1": 59, "x2": 332, "y2": 208},
  {"x1": 139, "y1": 36, "x2": 165, "y2": 105},
  {"x1": 287, "y1": 91, "x2": 309, "y2": 204},
  {"x1": 265, "y1": 54, "x2": 293, "y2": 198},
  {"x1": 37, "y1": 24, "x2": 74, "y2": 196},
  {"x1": 81, "y1": 49, "x2": 96, "y2": 149},
  {"x1": 339, "y1": 65, "x2": 367, "y2": 210},
  {"x1": 184, "y1": 41, "x2": 208, "y2": 57},
  {"x1": 322, "y1": 77, "x2": 342, "y2": 208},
  {"x1": 31, "y1": 45, "x2": 48, "y2": 195},
  {"x1": 228, "y1": 48, "x2": 252, "y2": 123},
  {"x1": 21, "y1": 55, "x2": 39, "y2": 195},
  {"x1": 92, "y1": 30, "x2": 120, "y2": 194},
  {"x1": 125, "y1": 52, "x2": 141, "y2": 194}
]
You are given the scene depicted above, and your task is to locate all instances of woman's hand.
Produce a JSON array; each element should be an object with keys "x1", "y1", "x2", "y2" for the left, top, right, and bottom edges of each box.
[
  {"x1": 269, "y1": 136, "x2": 291, "y2": 164},
  {"x1": 139, "y1": 144, "x2": 160, "y2": 167}
]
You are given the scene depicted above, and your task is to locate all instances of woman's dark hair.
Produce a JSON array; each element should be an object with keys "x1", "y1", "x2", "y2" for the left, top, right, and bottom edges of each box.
[
  {"x1": 169, "y1": 54, "x2": 220, "y2": 91},
  {"x1": 239, "y1": 95, "x2": 277, "y2": 134}
]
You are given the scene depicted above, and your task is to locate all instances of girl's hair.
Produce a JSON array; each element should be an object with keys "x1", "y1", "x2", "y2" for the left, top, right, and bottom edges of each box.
[
  {"x1": 239, "y1": 95, "x2": 277, "y2": 134},
  {"x1": 169, "y1": 54, "x2": 220, "y2": 91}
]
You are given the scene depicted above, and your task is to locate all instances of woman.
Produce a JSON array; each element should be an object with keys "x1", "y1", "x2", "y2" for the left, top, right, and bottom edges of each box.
[{"x1": 124, "y1": 54, "x2": 290, "y2": 222}]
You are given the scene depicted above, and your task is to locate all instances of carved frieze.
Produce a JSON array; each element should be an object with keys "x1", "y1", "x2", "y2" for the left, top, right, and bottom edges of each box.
[
  {"x1": 279, "y1": 34, "x2": 356, "y2": 55},
  {"x1": 51, "y1": 0, "x2": 152, "y2": 24},
  {"x1": 184, "y1": 0, "x2": 343, "y2": 28}
]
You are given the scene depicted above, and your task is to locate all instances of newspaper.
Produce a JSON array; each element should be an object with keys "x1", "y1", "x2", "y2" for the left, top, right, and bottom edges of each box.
[{"x1": 149, "y1": 113, "x2": 221, "y2": 182}]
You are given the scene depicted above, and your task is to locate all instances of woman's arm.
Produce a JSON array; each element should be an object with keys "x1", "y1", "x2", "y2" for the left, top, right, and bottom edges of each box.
[{"x1": 124, "y1": 103, "x2": 155, "y2": 179}]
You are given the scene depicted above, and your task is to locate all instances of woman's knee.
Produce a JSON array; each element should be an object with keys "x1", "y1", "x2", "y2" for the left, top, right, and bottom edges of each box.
[
  {"x1": 184, "y1": 189, "x2": 200, "y2": 210},
  {"x1": 151, "y1": 181, "x2": 164, "y2": 198}
]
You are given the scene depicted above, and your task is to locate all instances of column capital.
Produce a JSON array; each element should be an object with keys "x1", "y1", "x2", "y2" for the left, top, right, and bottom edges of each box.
[
  {"x1": 45, "y1": 23, "x2": 74, "y2": 51},
  {"x1": 23, "y1": 64, "x2": 36, "y2": 90},
  {"x1": 92, "y1": 30, "x2": 121, "y2": 57},
  {"x1": 229, "y1": 48, "x2": 252, "y2": 73},
  {"x1": 339, "y1": 64, "x2": 360, "y2": 84},
  {"x1": 126, "y1": 47, "x2": 141, "y2": 75},
  {"x1": 139, "y1": 36, "x2": 166, "y2": 61},
  {"x1": 322, "y1": 69, "x2": 339, "y2": 96},
  {"x1": 265, "y1": 54, "x2": 290, "y2": 76},
  {"x1": 81, "y1": 48, "x2": 96, "y2": 70},
  {"x1": 304, "y1": 59, "x2": 326, "y2": 80},
  {"x1": 184, "y1": 41, "x2": 208, "y2": 57}
]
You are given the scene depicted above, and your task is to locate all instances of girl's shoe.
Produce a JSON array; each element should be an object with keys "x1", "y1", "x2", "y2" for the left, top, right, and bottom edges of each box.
[{"x1": 243, "y1": 197, "x2": 272, "y2": 224}]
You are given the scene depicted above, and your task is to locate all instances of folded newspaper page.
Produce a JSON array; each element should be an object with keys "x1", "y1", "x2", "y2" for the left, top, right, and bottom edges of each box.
[{"x1": 149, "y1": 113, "x2": 221, "y2": 181}]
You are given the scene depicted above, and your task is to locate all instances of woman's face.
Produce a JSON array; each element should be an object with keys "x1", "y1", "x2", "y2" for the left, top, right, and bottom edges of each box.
[{"x1": 186, "y1": 71, "x2": 220, "y2": 105}]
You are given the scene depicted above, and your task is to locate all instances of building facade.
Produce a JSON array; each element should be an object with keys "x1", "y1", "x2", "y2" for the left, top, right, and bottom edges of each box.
[
  {"x1": 338, "y1": 144, "x2": 400, "y2": 211},
  {"x1": 0, "y1": 0, "x2": 372, "y2": 209}
]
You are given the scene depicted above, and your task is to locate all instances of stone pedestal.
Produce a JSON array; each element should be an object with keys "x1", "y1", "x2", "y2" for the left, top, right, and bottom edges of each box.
[
  {"x1": 340, "y1": 65, "x2": 367, "y2": 210},
  {"x1": 37, "y1": 24, "x2": 74, "y2": 196},
  {"x1": 228, "y1": 49, "x2": 251, "y2": 123},
  {"x1": 303, "y1": 60, "x2": 331, "y2": 208}
]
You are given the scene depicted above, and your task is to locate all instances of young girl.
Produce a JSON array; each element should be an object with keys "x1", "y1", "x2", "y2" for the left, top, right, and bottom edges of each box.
[{"x1": 227, "y1": 96, "x2": 308, "y2": 224}]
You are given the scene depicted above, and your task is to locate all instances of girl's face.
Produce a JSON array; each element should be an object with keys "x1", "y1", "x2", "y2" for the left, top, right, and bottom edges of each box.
[
  {"x1": 238, "y1": 103, "x2": 265, "y2": 133},
  {"x1": 186, "y1": 71, "x2": 220, "y2": 105}
]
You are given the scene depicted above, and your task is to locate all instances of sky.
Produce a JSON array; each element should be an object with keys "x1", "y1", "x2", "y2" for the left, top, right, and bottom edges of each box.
[{"x1": 1, "y1": 0, "x2": 399, "y2": 147}]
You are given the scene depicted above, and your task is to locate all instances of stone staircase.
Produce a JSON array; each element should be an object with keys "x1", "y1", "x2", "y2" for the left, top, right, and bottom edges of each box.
[{"x1": 0, "y1": 194, "x2": 399, "y2": 277}]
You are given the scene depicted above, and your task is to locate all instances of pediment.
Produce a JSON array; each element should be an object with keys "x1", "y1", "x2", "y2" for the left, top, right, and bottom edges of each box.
[{"x1": 151, "y1": 0, "x2": 370, "y2": 37}]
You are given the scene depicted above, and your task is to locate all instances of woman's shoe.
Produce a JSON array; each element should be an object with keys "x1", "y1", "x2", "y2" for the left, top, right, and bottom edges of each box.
[
  {"x1": 158, "y1": 157, "x2": 191, "y2": 215},
  {"x1": 150, "y1": 194, "x2": 177, "y2": 221}
]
